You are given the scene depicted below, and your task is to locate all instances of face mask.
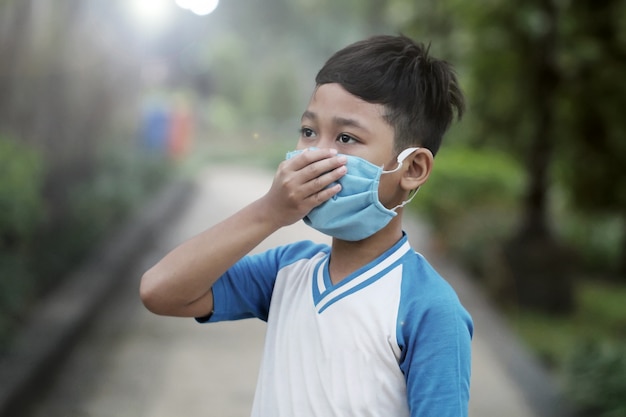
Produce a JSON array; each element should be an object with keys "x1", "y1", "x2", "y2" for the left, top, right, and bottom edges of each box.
[{"x1": 285, "y1": 147, "x2": 420, "y2": 241}]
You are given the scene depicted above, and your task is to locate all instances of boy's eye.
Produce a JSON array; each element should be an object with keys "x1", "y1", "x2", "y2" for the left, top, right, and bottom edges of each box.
[
  {"x1": 300, "y1": 127, "x2": 316, "y2": 138},
  {"x1": 337, "y1": 133, "x2": 357, "y2": 144}
]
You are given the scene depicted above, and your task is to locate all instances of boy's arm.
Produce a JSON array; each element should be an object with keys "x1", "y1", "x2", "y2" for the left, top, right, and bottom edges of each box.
[
  {"x1": 401, "y1": 298, "x2": 473, "y2": 417},
  {"x1": 139, "y1": 148, "x2": 346, "y2": 318}
]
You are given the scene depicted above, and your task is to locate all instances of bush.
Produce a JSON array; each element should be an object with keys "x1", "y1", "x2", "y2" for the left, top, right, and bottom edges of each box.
[
  {"x1": 0, "y1": 138, "x2": 172, "y2": 354},
  {"x1": 411, "y1": 146, "x2": 524, "y2": 271},
  {"x1": 415, "y1": 145, "x2": 524, "y2": 228},
  {"x1": 69, "y1": 145, "x2": 171, "y2": 238},
  {"x1": 564, "y1": 340, "x2": 626, "y2": 417},
  {"x1": 0, "y1": 136, "x2": 44, "y2": 245},
  {"x1": 0, "y1": 135, "x2": 44, "y2": 350},
  {"x1": 31, "y1": 144, "x2": 172, "y2": 289},
  {"x1": 554, "y1": 207, "x2": 624, "y2": 275}
]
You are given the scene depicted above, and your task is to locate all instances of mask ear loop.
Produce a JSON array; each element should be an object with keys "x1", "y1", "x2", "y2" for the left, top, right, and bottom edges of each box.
[
  {"x1": 383, "y1": 147, "x2": 422, "y2": 211},
  {"x1": 391, "y1": 187, "x2": 420, "y2": 211},
  {"x1": 381, "y1": 147, "x2": 421, "y2": 174}
]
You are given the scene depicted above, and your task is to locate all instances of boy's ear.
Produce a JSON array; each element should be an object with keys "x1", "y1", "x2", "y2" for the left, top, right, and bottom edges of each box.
[{"x1": 401, "y1": 148, "x2": 433, "y2": 191}]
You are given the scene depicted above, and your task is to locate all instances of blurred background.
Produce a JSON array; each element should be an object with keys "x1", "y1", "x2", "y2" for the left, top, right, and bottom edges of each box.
[{"x1": 1, "y1": 0, "x2": 625, "y2": 416}]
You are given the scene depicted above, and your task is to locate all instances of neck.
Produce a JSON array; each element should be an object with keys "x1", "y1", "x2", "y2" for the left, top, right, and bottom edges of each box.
[{"x1": 328, "y1": 218, "x2": 404, "y2": 285}]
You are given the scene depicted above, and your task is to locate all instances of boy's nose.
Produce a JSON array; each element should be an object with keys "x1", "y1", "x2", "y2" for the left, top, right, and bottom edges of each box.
[{"x1": 315, "y1": 136, "x2": 337, "y2": 151}]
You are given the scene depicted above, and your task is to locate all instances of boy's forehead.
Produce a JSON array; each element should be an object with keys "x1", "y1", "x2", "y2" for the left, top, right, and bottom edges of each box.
[{"x1": 303, "y1": 83, "x2": 388, "y2": 124}]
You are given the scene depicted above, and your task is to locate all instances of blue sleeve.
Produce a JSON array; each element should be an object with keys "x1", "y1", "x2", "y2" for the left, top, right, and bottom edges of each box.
[
  {"x1": 198, "y1": 241, "x2": 329, "y2": 323},
  {"x1": 397, "y1": 261, "x2": 473, "y2": 417}
]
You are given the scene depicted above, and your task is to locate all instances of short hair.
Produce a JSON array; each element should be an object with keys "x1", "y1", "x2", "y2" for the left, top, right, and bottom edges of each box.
[{"x1": 315, "y1": 35, "x2": 464, "y2": 156}]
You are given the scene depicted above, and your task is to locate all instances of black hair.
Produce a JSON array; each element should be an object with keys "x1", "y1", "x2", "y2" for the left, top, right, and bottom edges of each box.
[{"x1": 315, "y1": 35, "x2": 465, "y2": 156}]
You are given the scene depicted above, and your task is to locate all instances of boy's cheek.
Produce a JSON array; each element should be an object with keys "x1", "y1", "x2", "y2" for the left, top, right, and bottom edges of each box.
[{"x1": 294, "y1": 139, "x2": 307, "y2": 150}]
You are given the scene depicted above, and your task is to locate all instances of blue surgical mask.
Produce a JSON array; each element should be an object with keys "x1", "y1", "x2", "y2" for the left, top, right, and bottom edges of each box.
[{"x1": 285, "y1": 147, "x2": 420, "y2": 241}]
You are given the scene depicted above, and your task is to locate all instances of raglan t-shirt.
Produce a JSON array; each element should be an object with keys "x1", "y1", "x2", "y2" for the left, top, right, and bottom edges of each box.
[{"x1": 198, "y1": 234, "x2": 473, "y2": 417}]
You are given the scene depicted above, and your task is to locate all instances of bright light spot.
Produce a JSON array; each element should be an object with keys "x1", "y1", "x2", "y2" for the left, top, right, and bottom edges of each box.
[
  {"x1": 175, "y1": 0, "x2": 195, "y2": 9},
  {"x1": 175, "y1": 0, "x2": 219, "y2": 16},
  {"x1": 128, "y1": 0, "x2": 174, "y2": 33}
]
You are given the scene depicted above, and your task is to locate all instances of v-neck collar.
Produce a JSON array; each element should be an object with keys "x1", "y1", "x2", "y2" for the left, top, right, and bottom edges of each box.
[{"x1": 311, "y1": 234, "x2": 412, "y2": 314}]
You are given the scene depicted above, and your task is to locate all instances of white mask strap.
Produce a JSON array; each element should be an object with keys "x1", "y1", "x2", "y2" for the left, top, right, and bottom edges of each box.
[
  {"x1": 391, "y1": 187, "x2": 420, "y2": 211},
  {"x1": 382, "y1": 147, "x2": 420, "y2": 174}
]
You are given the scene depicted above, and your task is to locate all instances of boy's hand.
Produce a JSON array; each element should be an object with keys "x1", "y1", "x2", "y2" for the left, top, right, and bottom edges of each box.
[
  {"x1": 140, "y1": 148, "x2": 346, "y2": 318},
  {"x1": 263, "y1": 148, "x2": 347, "y2": 228}
]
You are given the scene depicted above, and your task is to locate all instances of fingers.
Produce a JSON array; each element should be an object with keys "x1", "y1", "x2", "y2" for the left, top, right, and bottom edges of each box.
[
  {"x1": 287, "y1": 148, "x2": 347, "y2": 198},
  {"x1": 288, "y1": 148, "x2": 339, "y2": 172},
  {"x1": 272, "y1": 148, "x2": 346, "y2": 220},
  {"x1": 263, "y1": 149, "x2": 346, "y2": 227},
  {"x1": 304, "y1": 162, "x2": 346, "y2": 200}
]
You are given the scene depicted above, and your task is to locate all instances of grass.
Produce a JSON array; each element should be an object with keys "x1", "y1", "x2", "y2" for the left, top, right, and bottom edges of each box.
[{"x1": 509, "y1": 279, "x2": 626, "y2": 371}]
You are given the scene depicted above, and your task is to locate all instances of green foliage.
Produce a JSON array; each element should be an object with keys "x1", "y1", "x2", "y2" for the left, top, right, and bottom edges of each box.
[
  {"x1": 510, "y1": 276, "x2": 626, "y2": 414},
  {"x1": 511, "y1": 281, "x2": 626, "y2": 368},
  {"x1": 401, "y1": 0, "x2": 626, "y2": 273},
  {"x1": 564, "y1": 340, "x2": 626, "y2": 417},
  {"x1": 412, "y1": 146, "x2": 524, "y2": 270},
  {"x1": 71, "y1": 146, "x2": 170, "y2": 240},
  {"x1": 554, "y1": 206, "x2": 624, "y2": 274},
  {"x1": 396, "y1": 0, "x2": 540, "y2": 152},
  {"x1": 198, "y1": 34, "x2": 306, "y2": 130},
  {"x1": 31, "y1": 144, "x2": 172, "y2": 287},
  {"x1": 0, "y1": 139, "x2": 171, "y2": 353},
  {"x1": 511, "y1": 284, "x2": 626, "y2": 413},
  {"x1": 0, "y1": 135, "x2": 44, "y2": 243},
  {"x1": 554, "y1": 0, "x2": 626, "y2": 215},
  {"x1": 580, "y1": 282, "x2": 626, "y2": 328},
  {"x1": 0, "y1": 253, "x2": 34, "y2": 352},
  {"x1": 0, "y1": 135, "x2": 44, "y2": 351},
  {"x1": 205, "y1": 96, "x2": 246, "y2": 134},
  {"x1": 417, "y1": 146, "x2": 524, "y2": 222}
]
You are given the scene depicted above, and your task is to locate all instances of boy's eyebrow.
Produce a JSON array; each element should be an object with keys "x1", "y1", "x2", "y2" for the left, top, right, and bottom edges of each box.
[
  {"x1": 301, "y1": 110, "x2": 317, "y2": 122},
  {"x1": 301, "y1": 110, "x2": 371, "y2": 133}
]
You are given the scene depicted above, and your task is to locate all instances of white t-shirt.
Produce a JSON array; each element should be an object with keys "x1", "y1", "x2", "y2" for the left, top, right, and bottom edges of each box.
[{"x1": 200, "y1": 234, "x2": 473, "y2": 417}]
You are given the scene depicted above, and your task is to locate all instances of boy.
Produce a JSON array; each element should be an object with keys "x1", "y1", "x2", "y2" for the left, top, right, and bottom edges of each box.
[{"x1": 140, "y1": 34, "x2": 473, "y2": 416}]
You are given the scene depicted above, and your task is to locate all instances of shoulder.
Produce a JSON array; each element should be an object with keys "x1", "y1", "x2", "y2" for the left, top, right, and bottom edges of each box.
[
  {"x1": 240, "y1": 240, "x2": 330, "y2": 276},
  {"x1": 400, "y1": 251, "x2": 462, "y2": 303},
  {"x1": 252, "y1": 240, "x2": 330, "y2": 266},
  {"x1": 398, "y1": 250, "x2": 473, "y2": 333}
]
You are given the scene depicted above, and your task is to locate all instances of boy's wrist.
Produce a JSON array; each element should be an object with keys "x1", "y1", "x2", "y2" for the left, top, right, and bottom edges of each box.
[{"x1": 250, "y1": 196, "x2": 289, "y2": 231}]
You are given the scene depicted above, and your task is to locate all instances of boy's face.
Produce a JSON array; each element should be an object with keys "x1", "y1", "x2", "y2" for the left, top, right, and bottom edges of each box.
[
  {"x1": 298, "y1": 83, "x2": 395, "y2": 167},
  {"x1": 298, "y1": 83, "x2": 406, "y2": 209}
]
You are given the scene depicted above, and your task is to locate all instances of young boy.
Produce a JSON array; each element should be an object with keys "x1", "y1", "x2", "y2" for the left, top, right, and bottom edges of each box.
[{"x1": 140, "y1": 34, "x2": 473, "y2": 417}]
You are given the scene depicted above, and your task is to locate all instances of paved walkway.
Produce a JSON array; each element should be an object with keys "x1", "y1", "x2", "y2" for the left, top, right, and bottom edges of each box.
[{"x1": 23, "y1": 165, "x2": 572, "y2": 417}]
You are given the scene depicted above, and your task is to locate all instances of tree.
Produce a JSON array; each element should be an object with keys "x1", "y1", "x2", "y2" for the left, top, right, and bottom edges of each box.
[
  {"x1": 496, "y1": 0, "x2": 576, "y2": 314},
  {"x1": 556, "y1": 0, "x2": 626, "y2": 276}
]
